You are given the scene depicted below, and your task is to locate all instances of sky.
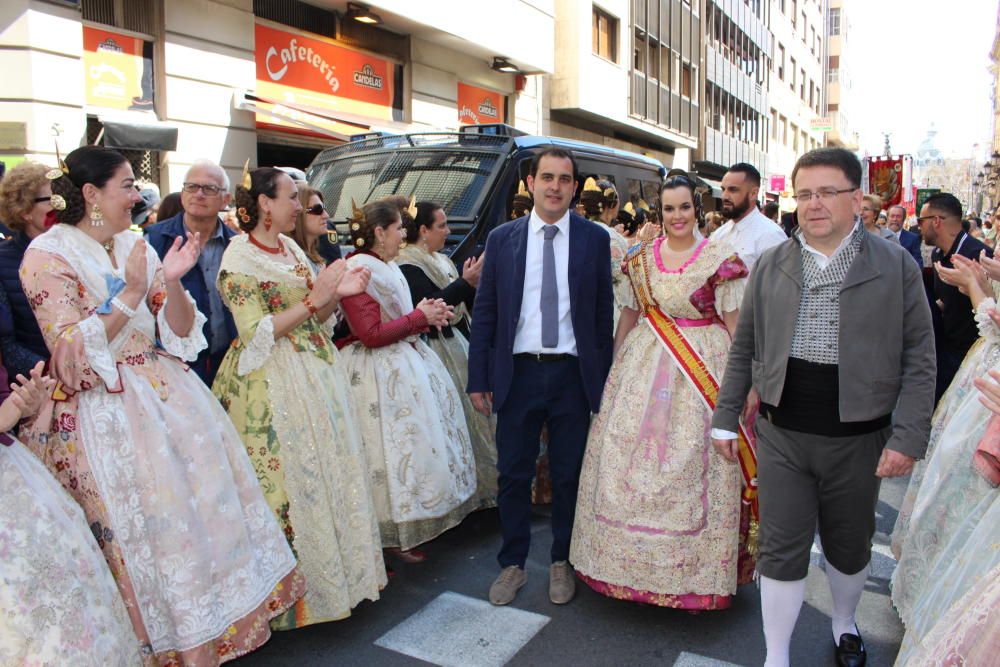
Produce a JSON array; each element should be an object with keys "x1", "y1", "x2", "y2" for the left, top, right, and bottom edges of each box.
[{"x1": 847, "y1": 0, "x2": 997, "y2": 159}]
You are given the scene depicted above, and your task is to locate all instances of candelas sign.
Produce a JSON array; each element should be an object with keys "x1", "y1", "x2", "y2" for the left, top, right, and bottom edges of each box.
[
  {"x1": 254, "y1": 21, "x2": 399, "y2": 128},
  {"x1": 457, "y1": 83, "x2": 504, "y2": 125},
  {"x1": 83, "y1": 26, "x2": 151, "y2": 111}
]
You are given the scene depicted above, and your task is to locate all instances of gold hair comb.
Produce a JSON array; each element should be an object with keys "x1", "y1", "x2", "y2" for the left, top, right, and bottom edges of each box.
[
  {"x1": 241, "y1": 159, "x2": 251, "y2": 190},
  {"x1": 583, "y1": 177, "x2": 600, "y2": 192}
]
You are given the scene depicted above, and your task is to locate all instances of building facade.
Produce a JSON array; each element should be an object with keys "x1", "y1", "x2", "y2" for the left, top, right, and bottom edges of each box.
[
  {"x1": 766, "y1": 0, "x2": 824, "y2": 201},
  {"x1": 824, "y1": 0, "x2": 857, "y2": 149},
  {"x1": 694, "y1": 0, "x2": 772, "y2": 188},
  {"x1": 0, "y1": 0, "x2": 552, "y2": 191}
]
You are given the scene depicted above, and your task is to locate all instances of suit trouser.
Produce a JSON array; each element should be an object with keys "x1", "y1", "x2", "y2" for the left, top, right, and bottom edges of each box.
[
  {"x1": 755, "y1": 418, "x2": 889, "y2": 581},
  {"x1": 495, "y1": 355, "x2": 590, "y2": 568}
]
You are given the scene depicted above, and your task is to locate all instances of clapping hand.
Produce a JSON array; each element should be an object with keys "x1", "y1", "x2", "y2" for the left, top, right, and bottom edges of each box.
[
  {"x1": 336, "y1": 265, "x2": 371, "y2": 298},
  {"x1": 981, "y1": 250, "x2": 1000, "y2": 281},
  {"x1": 461, "y1": 253, "x2": 485, "y2": 288},
  {"x1": 123, "y1": 239, "x2": 150, "y2": 298},
  {"x1": 6, "y1": 361, "x2": 54, "y2": 423},
  {"x1": 975, "y1": 367, "x2": 1000, "y2": 416},
  {"x1": 935, "y1": 255, "x2": 987, "y2": 298},
  {"x1": 415, "y1": 297, "x2": 453, "y2": 329},
  {"x1": 309, "y1": 260, "x2": 347, "y2": 308},
  {"x1": 162, "y1": 232, "x2": 202, "y2": 283}
]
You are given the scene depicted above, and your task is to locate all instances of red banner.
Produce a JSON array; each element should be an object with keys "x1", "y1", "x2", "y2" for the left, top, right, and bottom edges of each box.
[
  {"x1": 254, "y1": 21, "x2": 400, "y2": 132},
  {"x1": 457, "y1": 82, "x2": 504, "y2": 125},
  {"x1": 867, "y1": 157, "x2": 904, "y2": 208},
  {"x1": 83, "y1": 26, "x2": 152, "y2": 111}
]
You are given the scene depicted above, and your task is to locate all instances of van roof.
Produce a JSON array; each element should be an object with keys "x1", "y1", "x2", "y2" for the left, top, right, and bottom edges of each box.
[{"x1": 309, "y1": 130, "x2": 664, "y2": 176}]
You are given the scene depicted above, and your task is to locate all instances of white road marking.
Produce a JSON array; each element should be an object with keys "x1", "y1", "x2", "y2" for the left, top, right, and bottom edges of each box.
[
  {"x1": 374, "y1": 591, "x2": 550, "y2": 667},
  {"x1": 672, "y1": 651, "x2": 747, "y2": 666}
]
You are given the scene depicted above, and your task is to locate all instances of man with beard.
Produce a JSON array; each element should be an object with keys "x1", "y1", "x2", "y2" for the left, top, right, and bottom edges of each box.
[
  {"x1": 712, "y1": 163, "x2": 787, "y2": 269},
  {"x1": 918, "y1": 192, "x2": 993, "y2": 401}
]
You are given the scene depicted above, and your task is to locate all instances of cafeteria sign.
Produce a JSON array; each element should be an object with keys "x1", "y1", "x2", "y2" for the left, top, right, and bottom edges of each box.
[
  {"x1": 254, "y1": 21, "x2": 402, "y2": 129},
  {"x1": 457, "y1": 83, "x2": 504, "y2": 125},
  {"x1": 83, "y1": 26, "x2": 153, "y2": 111}
]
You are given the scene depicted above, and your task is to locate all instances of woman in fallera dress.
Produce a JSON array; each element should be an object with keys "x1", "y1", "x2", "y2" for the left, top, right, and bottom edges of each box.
[
  {"x1": 211, "y1": 167, "x2": 386, "y2": 630},
  {"x1": 19, "y1": 147, "x2": 304, "y2": 664},
  {"x1": 339, "y1": 200, "x2": 477, "y2": 560},
  {"x1": 0, "y1": 360, "x2": 140, "y2": 665},
  {"x1": 396, "y1": 199, "x2": 497, "y2": 510},
  {"x1": 579, "y1": 177, "x2": 632, "y2": 331},
  {"x1": 570, "y1": 173, "x2": 754, "y2": 610}
]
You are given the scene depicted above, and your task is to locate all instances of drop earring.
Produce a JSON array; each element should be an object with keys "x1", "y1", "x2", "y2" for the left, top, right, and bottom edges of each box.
[
  {"x1": 90, "y1": 203, "x2": 104, "y2": 227},
  {"x1": 264, "y1": 210, "x2": 272, "y2": 232}
]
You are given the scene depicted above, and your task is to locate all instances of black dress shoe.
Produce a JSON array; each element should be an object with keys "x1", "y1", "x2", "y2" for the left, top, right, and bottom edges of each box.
[{"x1": 834, "y1": 629, "x2": 866, "y2": 667}]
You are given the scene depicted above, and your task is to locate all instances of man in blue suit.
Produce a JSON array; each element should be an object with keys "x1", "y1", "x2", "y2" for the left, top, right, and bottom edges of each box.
[
  {"x1": 887, "y1": 204, "x2": 923, "y2": 267},
  {"x1": 467, "y1": 148, "x2": 614, "y2": 607},
  {"x1": 145, "y1": 160, "x2": 238, "y2": 385}
]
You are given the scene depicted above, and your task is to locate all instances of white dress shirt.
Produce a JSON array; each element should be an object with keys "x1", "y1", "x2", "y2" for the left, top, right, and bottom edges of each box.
[
  {"x1": 711, "y1": 207, "x2": 788, "y2": 269},
  {"x1": 710, "y1": 220, "x2": 861, "y2": 441},
  {"x1": 512, "y1": 209, "x2": 577, "y2": 355}
]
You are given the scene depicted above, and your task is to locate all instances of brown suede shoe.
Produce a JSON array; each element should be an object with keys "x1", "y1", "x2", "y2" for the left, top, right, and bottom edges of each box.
[
  {"x1": 489, "y1": 566, "x2": 527, "y2": 606},
  {"x1": 549, "y1": 561, "x2": 575, "y2": 604}
]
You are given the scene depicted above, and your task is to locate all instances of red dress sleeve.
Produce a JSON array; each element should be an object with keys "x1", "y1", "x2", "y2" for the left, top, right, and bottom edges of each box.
[{"x1": 340, "y1": 292, "x2": 429, "y2": 348}]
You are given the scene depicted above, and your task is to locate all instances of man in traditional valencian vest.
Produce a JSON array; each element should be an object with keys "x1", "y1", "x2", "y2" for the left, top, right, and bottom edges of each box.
[{"x1": 711, "y1": 148, "x2": 935, "y2": 667}]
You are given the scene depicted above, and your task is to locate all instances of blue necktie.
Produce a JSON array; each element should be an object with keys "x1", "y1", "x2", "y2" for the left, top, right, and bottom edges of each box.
[{"x1": 541, "y1": 224, "x2": 559, "y2": 348}]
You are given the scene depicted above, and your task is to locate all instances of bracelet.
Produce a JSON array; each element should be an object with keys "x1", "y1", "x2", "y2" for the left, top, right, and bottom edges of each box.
[
  {"x1": 302, "y1": 295, "x2": 318, "y2": 316},
  {"x1": 112, "y1": 297, "x2": 136, "y2": 318}
]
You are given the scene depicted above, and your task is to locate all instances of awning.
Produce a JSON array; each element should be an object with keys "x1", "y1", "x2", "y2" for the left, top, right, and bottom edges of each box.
[
  {"x1": 98, "y1": 119, "x2": 178, "y2": 151},
  {"x1": 237, "y1": 92, "x2": 370, "y2": 142}
]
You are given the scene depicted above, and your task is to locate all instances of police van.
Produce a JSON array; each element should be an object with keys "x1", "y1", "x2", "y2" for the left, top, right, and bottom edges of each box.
[{"x1": 306, "y1": 123, "x2": 666, "y2": 265}]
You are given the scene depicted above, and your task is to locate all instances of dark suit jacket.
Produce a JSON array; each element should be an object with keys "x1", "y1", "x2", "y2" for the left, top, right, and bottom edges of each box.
[
  {"x1": 712, "y1": 230, "x2": 936, "y2": 459},
  {"x1": 931, "y1": 231, "x2": 993, "y2": 356},
  {"x1": 899, "y1": 229, "x2": 923, "y2": 267},
  {"x1": 144, "y1": 213, "x2": 238, "y2": 382},
  {"x1": 467, "y1": 213, "x2": 614, "y2": 414}
]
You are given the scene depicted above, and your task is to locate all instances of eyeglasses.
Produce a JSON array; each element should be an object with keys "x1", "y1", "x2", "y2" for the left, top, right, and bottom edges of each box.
[
  {"x1": 793, "y1": 187, "x2": 857, "y2": 204},
  {"x1": 305, "y1": 203, "x2": 326, "y2": 215},
  {"x1": 181, "y1": 182, "x2": 224, "y2": 196},
  {"x1": 916, "y1": 215, "x2": 944, "y2": 224},
  {"x1": 33, "y1": 196, "x2": 51, "y2": 204}
]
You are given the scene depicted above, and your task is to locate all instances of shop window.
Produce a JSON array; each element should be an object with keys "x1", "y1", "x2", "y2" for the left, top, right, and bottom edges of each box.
[
  {"x1": 592, "y1": 6, "x2": 618, "y2": 62},
  {"x1": 82, "y1": 0, "x2": 156, "y2": 35}
]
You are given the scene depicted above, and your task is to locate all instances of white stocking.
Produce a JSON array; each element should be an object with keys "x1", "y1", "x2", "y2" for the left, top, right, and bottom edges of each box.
[
  {"x1": 826, "y1": 560, "x2": 867, "y2": 644},
  {"x1": 760, "y1": 575, "x2": 806, "y2": 667}
]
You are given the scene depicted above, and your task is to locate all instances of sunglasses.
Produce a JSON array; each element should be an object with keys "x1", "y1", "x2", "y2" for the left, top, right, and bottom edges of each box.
[{"x1": 305, "y1": 203, "x2": 326, "y2": 215}]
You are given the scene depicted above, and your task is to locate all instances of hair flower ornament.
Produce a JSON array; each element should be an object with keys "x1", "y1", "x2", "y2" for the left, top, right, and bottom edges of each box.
[{"x1": 236, "y1": 207, "x2": 250, "y2": 224}]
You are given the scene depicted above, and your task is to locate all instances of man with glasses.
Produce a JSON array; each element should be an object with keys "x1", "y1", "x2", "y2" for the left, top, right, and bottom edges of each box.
[
  {"x1": 917, "y1": 192, "x2": 994, "y2": 401},
  {"x1": 712, "y1": 162, "x2": 787, "y2": 269},
  {"x1": 145, "y1": 159, "x2": 238, "y2": 385},
  {"x1": 711, "y1": 148, "x2": 935, "y2": 667}
]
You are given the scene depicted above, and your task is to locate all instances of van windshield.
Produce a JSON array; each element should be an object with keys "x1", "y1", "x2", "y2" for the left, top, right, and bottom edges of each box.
[{"x1": 309, "y1": 148, "x2": 503, "y2": 222}]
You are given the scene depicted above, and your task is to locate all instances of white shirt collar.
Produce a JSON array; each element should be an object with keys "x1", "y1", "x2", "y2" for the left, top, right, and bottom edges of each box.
[
  {"x1": 528, "y1": 208, "x2": 570, "y2": 236},
  {"x1": 799, "y1": 219, "x2": 860, "y2": 261}
]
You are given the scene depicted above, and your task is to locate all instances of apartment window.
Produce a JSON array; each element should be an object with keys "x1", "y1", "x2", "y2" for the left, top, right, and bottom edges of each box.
[
  {"x1": 792, "y1": 123, "x2": 799, "y2": 151},
  {"x1": 800, "y1": 68, "x2": 806, "y2": 99},
  {"x1": 681, "y1": 62, "x2": 693, "y2": 98},
  {"x1": 592, "y1": 6, "x2": 618, "y2": 62},
  {"x1": 810, "y1": 27, "x2": 816, "y2": 54},
  {"x1": 790, "y1": 57, "x2": 797, "y2": 89},
  {"x1": 780, "y1": 116, "x2": 788, "y2": 145},
  {"x1": 829, "y1": 103, "x2": 839, "y2": 112},
  {"x1": 791, "y1": 0, "x2": 798, "y2": 27},
  {"x1": 771, "y1": 109, "x2": 778, "y2": 139},
  {"x1": 801, "y1": 13, "x2": 807, "y2": 41},
  {"x1": 829, "y1": 8, "x2": 841, "y2": 36},
  {"x1": 809, "y1": 81, "x2": 814, "y2": 108},
  {"x1": 780, "y1": 0, "x2": 786, "y2": 13},
  {"x1": 777, "y1": 43, "x2": 785, "y2": 79},
  {"x1": 828, "y1": 67, "x2": 839, "y2": 83}
]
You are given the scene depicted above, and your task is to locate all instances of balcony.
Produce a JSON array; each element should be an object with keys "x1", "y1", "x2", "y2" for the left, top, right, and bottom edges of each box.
[{"x1": 705, "y1": 46, "x2": 767, "y2": 114}]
